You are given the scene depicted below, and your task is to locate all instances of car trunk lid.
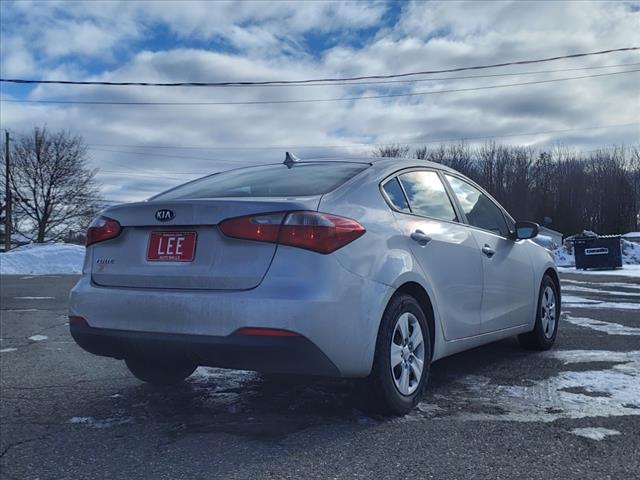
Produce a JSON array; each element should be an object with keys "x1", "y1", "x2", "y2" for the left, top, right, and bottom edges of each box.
[{"x1": 90, "y1": 197, "x2": 320, "y2": 290}]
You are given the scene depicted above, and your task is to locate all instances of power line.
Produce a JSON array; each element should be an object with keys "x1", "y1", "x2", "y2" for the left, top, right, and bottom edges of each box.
[
  {"x1": 87, "y1": 147, "x2": 258, "y2": 164},
  {"x1": 287, "y1": 62, "x2": 640, "y2": 87},
  {"x1": 1, "y1": 62, "x2": 637, "y2": 92},
  {"x1": 1, "y1": 47, "x2": 637, "y2": 87},
  {"x1": 4, "y1": 69, "x2": 638, "y2": 106},
  {"x1": 85, "y1": 123, "x2": 640, "y2": 153}
]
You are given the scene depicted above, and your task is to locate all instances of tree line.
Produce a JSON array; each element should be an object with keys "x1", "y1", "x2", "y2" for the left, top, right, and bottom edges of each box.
[
  {"x1": 1, "y1": 126, "x2": 638, "y2": 246},
  {"x1": 374, "y1": 143, "x2": 640, "y2": 236}
]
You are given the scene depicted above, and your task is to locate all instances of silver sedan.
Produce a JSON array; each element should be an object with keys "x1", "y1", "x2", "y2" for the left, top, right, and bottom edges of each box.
[{"x1": 69, "y1": 155, "x2": 560, "y2": 415}]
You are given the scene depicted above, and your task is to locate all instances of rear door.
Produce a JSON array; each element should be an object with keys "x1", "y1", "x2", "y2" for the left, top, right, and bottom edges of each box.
[
  {"x1": 443, "y1": 174, "x2": 534, "y2": 333},
  {"x1": 382, "y1": 170, "x2": 484, "y2": 340}
]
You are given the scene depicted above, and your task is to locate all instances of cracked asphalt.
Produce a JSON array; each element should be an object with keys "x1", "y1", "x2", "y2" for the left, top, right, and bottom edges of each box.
[{"x1": 1, "y1": 273, "x2": 639, "y2": 479}]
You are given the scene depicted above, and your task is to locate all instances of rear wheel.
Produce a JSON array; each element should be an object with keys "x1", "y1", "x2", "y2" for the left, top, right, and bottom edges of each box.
[
  {"x1": 125, "y1": 357, "x2": 196, "y2": 385},
  {"x1": 518, "y1": 274, "x2": 559, "y2": 350},
  {"x1": 368, "y1": 293, "x2": 431, "y2": 415}
]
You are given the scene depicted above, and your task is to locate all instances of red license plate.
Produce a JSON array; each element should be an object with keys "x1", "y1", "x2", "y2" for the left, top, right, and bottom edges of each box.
[{"x1": 147, "y1": 231, "x2": 197, "y2": 262}]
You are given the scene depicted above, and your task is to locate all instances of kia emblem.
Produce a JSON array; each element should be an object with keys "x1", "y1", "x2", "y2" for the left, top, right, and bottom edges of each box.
[{"x1": 155, "y1": 209, "x2": 175, "y2": 222}]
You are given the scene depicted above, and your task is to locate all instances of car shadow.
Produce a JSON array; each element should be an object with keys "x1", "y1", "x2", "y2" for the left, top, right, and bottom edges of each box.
[{"x1": 97, "y1": 336, "x2": 537, "y2": 444}]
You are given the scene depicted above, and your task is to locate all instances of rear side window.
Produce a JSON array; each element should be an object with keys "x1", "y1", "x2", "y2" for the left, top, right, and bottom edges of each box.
[
  {"x1": 153, "y1": 162, "x2": 368, "y2": 200},
  {"x1": 382, "y1": 178, "x2": 410, "y2": 212},
  {"x1": 445, "y1": 175, "x2": 509, "y2": 237},
  {"x1": 398, "y1": 171, "x2": 457, "y2": 222}
]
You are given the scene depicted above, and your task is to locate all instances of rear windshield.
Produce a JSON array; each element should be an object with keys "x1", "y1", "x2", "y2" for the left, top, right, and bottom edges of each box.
[{"x1": 152, "y1": 162, "x2": 369, "y2": 200}]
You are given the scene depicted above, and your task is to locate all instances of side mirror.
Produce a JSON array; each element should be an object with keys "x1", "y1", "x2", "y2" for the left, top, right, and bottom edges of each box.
[{"x1": 513, "y1": 221, "x2": 539, "y2": 240}]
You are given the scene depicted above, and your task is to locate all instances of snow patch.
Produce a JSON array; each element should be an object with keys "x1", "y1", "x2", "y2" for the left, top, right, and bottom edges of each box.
[
  {"x1": 455, "y1": 350, "x2": 640, "y2": 423},
  {"x1": 558, "y1": 265, "x2": 640, "y2": 278},
  {"x1": 564, "y1": 301, "x2": 640, "y2": 311},
  {"x1": 28, "y1": 335, "x2": 48, "y2": 342},
  {"x1": 553, "y1": 245, "x2": 575, "y2": 267},
  {"x1": 570, "y1": 427, "x2": 621, "y2": 441},
  {"x1": 14, "y1": 296, "x2": 56, "y2": 300},
  {"x1": 621, "y1": 239, "x2": 640, "y2": 264},
  {"x1": 0, "y1": 243, "x2": 85, "y2": 275},
  {"x1": 69, "y1": 416, "x2": 133, "y2": 428},
  {"x1": 417, "y1": 403, "x2": 444, "y2": 415},
  {"x1": 0, "y1": 348, "x2": 18, "y2": 353},
  {"x1": 561, "y1": 279, "x2": 640, "y2": 290},
  {"x1": 552, "y1": 349, "x2": 637, "y2": 364},
  {"x1": 565, "y1": 315, "x2": 640, "y2": 336},
  {"x1": 532, "y1": 235, "x2": 557, "y2": 250},
  {"x1": 562, "y1": 295, "x2": 600, "y2": 304},
  {"x1": 562, "y1": 285, "x2": 640, "y2": 297},
  {"x1": 561, "y1": 294, "x2": 639, "y2": 311}
]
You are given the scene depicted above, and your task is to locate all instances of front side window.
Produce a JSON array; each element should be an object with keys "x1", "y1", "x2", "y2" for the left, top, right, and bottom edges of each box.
[
  {"x1": 398, "y1": 171, "x2": 457, "y2": 222},
  {"x1": 152, "y1": 162, "x2": 369, "y2": 200},
  {"x1": 445, "y1": 175, "x2": 509, "y2": 237}
]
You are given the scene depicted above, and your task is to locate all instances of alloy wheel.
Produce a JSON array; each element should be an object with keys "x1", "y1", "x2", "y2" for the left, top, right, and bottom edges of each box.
[
  {"x1": 540, "y1": 285, "x2": 557, "y2": 339},
  {"x1": 390, "y1": 312, "x2": 425, "y2": 396}
]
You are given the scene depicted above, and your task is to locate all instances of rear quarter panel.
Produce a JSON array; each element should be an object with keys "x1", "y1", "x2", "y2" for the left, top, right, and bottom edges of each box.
[{"x1": 319, "y1": 165, "x2": 448, "y2": 362}]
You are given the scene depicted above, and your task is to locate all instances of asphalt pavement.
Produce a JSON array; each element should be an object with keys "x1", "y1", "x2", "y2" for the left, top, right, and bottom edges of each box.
[{"x1": 1, "y1": 272, "x2": 639, "y2": 479}]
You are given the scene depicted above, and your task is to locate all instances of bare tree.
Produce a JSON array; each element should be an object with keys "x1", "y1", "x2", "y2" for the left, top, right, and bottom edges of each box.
[
  {"x1": 373, "y1": 144, "x2": 410, "y2": 158},
  {"x1": 9, "y1": 127, "x2": 101, "y2": 243},
  {"x1": 627, "y1": 146, "x2": 640, "y2": 231}
]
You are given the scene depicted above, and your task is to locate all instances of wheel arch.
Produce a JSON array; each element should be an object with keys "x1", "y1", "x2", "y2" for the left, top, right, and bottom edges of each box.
[
  {"x1": 543, "y1": 267, "x2": 561, "y2": 304},
  {"x1": 394, "y1": 281, "x2": 436, "y2": 359}
]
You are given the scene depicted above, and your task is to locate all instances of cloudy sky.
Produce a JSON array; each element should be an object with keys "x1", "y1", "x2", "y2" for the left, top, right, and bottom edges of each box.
[{"x1": 1, "y1": 0, "x2": 639, "y2": 203}]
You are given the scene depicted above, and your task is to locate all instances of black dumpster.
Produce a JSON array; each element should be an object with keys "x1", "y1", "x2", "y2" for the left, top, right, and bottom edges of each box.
[{"x1": 573, "y1": 235, "x2": 622, "y2": 270}]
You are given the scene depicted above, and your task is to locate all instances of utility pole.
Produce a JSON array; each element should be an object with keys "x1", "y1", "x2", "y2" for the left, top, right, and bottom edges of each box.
[{"x1": 4, "y1": 130, "x2": 11, "y2": 252}]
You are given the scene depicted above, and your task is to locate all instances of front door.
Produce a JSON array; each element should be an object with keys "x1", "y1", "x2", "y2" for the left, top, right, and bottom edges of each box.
[{"x1": 444, "y1": 174, "x2": 534, "y2": 333}]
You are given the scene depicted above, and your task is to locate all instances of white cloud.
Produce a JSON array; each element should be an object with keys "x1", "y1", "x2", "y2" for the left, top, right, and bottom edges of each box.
[
  {"x1": 41, "y1": 20, "x2": 131, "y2": 59},
  {"x1": 0, "y1": 37, "x2": 37, "y2": 76},
  {"x1": 1, "y1": 1, "x2": 639, "y2": 203},
  {"x1": 1, "y1": 1, "x2": 388, "y2": 62}
]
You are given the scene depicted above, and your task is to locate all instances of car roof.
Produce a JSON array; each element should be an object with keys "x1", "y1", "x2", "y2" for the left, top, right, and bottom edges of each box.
[{"x1": 301, "y1": 155, "x2": 459, "y2": 175}]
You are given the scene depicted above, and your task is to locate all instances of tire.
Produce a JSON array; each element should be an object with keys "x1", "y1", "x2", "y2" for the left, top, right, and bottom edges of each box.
[
  {"x1": 125, "y1": 357, "x2": 196, "y2": 386},
  {"x1": 368, "y1": 293, "x2": 431, "y2": 416},
  {"x1": 518, "y1": 274, "x2": 560, "y2": 350}
]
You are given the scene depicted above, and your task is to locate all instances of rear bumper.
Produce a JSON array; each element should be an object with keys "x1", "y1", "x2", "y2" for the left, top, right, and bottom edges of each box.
[
  {"x1": 69, "y1": 249, "x2": 392, "y2": 377},
  {"x1": 70, "y1": 323, "x2": 340, "y2": 376}
]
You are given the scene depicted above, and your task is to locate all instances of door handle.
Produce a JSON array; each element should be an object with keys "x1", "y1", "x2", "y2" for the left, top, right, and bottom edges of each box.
[
  {"x1": 410, "y1": 230, "x2": 432, "y2": 246},
  {"x1": 481, "y1": 245, "x2": 495, "y2": 257}
]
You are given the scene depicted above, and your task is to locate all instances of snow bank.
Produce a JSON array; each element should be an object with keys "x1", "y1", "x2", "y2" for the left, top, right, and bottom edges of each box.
[
  {"x1": 531, "y1": 234, "x2": 558, "y2": 250},
  {"x1": 622, "y1": 239, "x2": 640, "y2": 264},
  {"x1": 0, "y1": 243, "x2": 85, "y2": 275},
  {"x1": 552, "y1": 244, "x2": 575, "y2": 267}
]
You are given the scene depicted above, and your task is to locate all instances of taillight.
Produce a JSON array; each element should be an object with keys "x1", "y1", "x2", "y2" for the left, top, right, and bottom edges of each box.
[
  {"x1": 86, "y1": 216, "x2": 122, "y2": 246},
  {"x1": 218, "y1": 212, "x2": 285, "y2": 244},
  {"x1": 279, "y1": 211, "x2": 365, "y2": 254},
  {"x1": 219, "y1": 211, "x2": 365, "y2": 254}
]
